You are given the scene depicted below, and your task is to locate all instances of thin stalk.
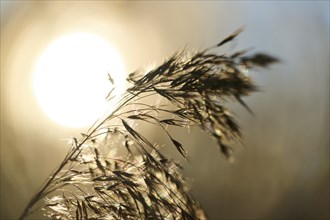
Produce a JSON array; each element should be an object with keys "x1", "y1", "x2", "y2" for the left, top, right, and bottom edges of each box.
[
  {"x1": 19, "y1": 140, "x2": 84, "y2": 219},
  {"x1": 18, "y1": 31, "x2": 278, "y2": 219},
  {"x1": 18, "y1": 90, "x2": 139, "y2": 219}
]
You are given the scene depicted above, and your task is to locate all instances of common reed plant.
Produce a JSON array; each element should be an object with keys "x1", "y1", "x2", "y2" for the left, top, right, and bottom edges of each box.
[{"x1": 19, "y1": 29, "x2": 278, "y2": 220}]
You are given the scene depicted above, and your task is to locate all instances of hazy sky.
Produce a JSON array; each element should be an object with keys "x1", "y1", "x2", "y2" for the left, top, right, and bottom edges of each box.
[{"x1": 1, "y1": 1, "x2": 329, "y2": 219}]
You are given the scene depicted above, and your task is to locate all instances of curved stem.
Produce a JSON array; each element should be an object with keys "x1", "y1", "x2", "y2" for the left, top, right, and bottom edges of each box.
[
  {"x1": 18, "y1": 91, "x2": 139, "y2": 219},
  {"x1": 19, "y1": 134, "x2": 90, "y2": 219}
]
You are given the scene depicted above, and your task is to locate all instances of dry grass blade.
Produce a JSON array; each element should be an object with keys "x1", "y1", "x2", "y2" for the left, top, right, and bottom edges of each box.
[
  {"x1": 217, "y1": 27, "x2": 245, "y2": 47},
  {"x1": 19, "y1": 29, "x2": 278, "y2": 220},
  {"x1": 241, "y1": 53, "x2": 279, "y2": 67}
]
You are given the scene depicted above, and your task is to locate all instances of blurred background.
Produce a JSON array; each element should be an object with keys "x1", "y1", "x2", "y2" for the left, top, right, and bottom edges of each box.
[{"x1": 1, "y1": 1, "x2": 329, "y2": 219}]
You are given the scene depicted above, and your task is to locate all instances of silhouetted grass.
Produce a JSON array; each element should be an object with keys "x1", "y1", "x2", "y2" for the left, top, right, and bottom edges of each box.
[{"x1": 19, "y1": 29, "x2": 278, "y2": 220}]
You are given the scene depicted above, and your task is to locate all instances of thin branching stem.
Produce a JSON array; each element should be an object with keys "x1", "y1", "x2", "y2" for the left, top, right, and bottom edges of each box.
[{"x1": 19, "y1": 29, "x2": 278, "y2": 220}]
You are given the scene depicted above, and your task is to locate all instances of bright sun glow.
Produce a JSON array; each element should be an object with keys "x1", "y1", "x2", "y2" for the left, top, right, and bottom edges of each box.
[{"x1": 33, "y1": 33, "x2": 126, "y2": 128}]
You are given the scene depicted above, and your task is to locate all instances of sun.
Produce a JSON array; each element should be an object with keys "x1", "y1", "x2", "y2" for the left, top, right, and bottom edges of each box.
[{"x1": 33, "y1": 33, "x2": 126, "y2": 128}]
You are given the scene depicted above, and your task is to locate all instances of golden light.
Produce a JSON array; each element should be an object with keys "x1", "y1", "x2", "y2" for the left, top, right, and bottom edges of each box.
[{"x1": 33, "y1": 32, "x2": 126, "y2": 128}]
